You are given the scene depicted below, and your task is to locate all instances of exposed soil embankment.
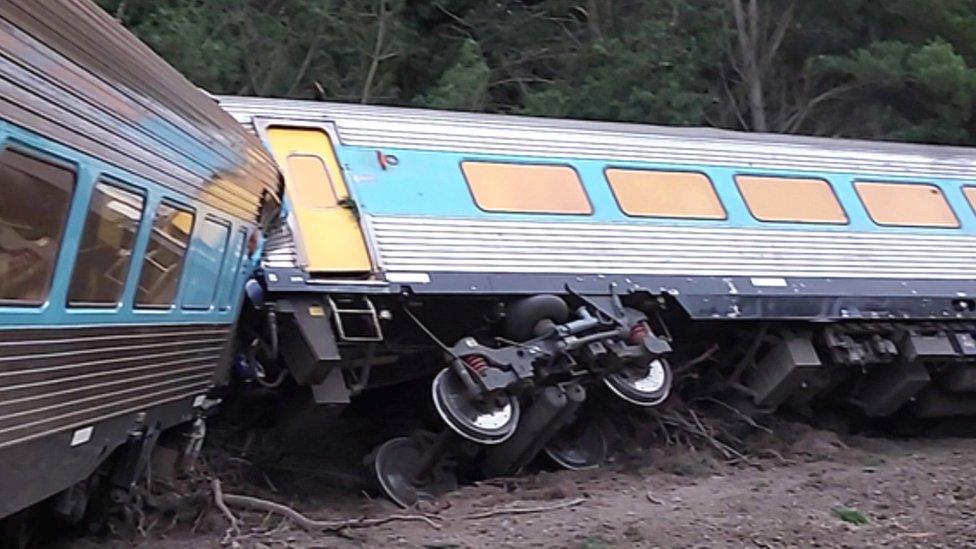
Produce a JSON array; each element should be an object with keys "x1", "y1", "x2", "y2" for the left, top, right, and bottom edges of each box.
[{"x1": 65, "y1": 419, "x2": 976, "y2": 548}]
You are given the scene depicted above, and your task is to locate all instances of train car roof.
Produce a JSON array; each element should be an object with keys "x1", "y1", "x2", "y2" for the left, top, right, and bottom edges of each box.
[
  {"x1": 0, "y1": 1, "x2": 280, "y2": 222},
  {"x1": 219, "y1": 95, "x2": 976, "y2": 181}
]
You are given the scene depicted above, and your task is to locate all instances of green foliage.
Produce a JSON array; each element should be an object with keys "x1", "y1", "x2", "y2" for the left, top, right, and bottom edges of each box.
[
  {"x1": 811, "y1": 39, "x2": 976, "y2": 143},
  {"x1": 97, "y1": 0, "x2": 976, "y2": 145},
  {"x1": 520, "y1": 16, "x2": 719, "y2": 125},
  {"x1": 414, "y1": 39, "x2": 489, "y2": 111},
  {"x1": 832, "y1": 506, "x2": 869, "y2": 525}
]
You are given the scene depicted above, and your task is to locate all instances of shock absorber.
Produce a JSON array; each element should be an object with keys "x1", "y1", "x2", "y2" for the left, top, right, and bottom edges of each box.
[
  {"x1": 462, "y1": 354, "x2": 489, "y2": 377},
  {"x1": 629, "y1": 322, "x2": 650, "y2": 344}
]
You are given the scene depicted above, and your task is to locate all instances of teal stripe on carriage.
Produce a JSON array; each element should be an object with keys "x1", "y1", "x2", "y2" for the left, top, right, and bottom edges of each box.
[
  {"x1": 0, "y1": 122, "x2": 259, "y2": 327},
  {"x1": 331, "y1": 145, "x2": 976, "y2": 235}
]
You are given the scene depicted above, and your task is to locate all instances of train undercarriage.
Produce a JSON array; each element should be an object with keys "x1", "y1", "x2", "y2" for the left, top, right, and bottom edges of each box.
[{"x1": 234, "y1": 284, "x2": 976, "y2": 507}]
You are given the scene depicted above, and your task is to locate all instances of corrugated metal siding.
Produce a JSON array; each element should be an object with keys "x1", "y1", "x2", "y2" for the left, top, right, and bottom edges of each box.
[
  {"x1": 263, "y1": 220, "x2": 300, "y2": 269},
  {"x1": 0, "y1": 324, "x2": 229, "y2": 449},
  {"x1": 219, "y1": 96, "x2": 976, "y2": 180},
  {"x1": 0, "y1": 1, "x2": 280, "y2": 222},
  {"x1": 368, "y1": 216, "x2": 976, "y2": 280}
]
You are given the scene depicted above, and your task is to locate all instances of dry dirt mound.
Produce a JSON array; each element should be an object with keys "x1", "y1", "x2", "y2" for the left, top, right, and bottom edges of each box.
[{"x1": 63, "y1": 422, "x2": 976, "y2": 548}]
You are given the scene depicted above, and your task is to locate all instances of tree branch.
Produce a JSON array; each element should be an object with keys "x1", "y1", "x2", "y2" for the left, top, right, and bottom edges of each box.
[
  {"x1": 286, "y1": 40, "x2": 319, "y2": 96},
  {"x1": 212, "y1": 479, "x2": 441, "y2": 533},
  {"x1": 361, "y1": 0, "x2": 392, "y2": 104},
  {"x1": 759, "y1": 0, "x2": 796, "y2": 76},
  {"x1": 785, "y1": 83, "x2": 859, "y2": 133},
  {"x1": 462, "y1": 498, "x2": 586, "y2": 520}
]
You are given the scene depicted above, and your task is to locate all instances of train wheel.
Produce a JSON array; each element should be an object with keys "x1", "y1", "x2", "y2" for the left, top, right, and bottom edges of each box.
[
  {"x1": 543, "y1": 417, "x2": 608, "y2": 470},
  {"x1": 431, "y1": 368, "x2": 520, "y2": 445},
  {"x1": 368, "y1": 432, "x2": 458, "y2": 508},
  {"x1": 604, "y1": 358, "x2": 672, "y2": 407}
]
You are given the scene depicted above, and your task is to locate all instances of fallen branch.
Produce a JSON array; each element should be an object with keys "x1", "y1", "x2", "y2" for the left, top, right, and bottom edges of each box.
[
  {"x1": 210, "y1": 479, "x2": 240, "y2": 542},
  {"x1": 757, "y1": 449, "x2": 796, "y2": 466},
  {"x1": 461, "y1": 497, "x2": 586, "y2": 520},
  {"x1": 657, "y1": 409, "x2": 755, "y2": 466},
  {"x1": 672, "y1": 344, "x2": 720, "y2": 377},
  {"x1": 693, "y1": 397, "x2": 773, "y2": 435},
  {"x1": 645, "y1": 491, "x2": 665, "y2": 505},
  {"x1": 213, "y1": 481, "x2": 440, "y2": 532},
  {"x1": 690, "y1": 408, "x2": 751, "y2": 463}
]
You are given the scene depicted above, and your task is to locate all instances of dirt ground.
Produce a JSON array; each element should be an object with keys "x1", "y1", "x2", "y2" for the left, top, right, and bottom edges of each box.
[{"x1": 63, "y1": 418, "x2": 976, "y2": 548}]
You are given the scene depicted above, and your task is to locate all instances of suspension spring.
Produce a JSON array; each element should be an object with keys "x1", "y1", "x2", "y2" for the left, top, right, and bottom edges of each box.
[
  {"x1": 462, "y1": 354, "x2": 489, "y2": 376},
  {"x1": 629, "y1": 323, "x2": 650, "y2": 344}
]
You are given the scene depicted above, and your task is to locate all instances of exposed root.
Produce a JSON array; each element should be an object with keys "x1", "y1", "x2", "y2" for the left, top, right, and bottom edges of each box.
[
  {"x1": 757, "y1": 448, "x2": 796, "y2": 465},
  {"x1": 461, "y1": 497, "x2": 587, "y2": 520},
  {"x1": 211, "y1": 479, "x2": 441, "y2": 533},
  {"x1": 671, "y1": 344, "x2": 720, "y2": 377},
  {"x1": 654, "y1": 408, "x2": 754, "y2": 465},
  {"x1": 692, "y1": 397, "x2": 773, "y2": 435},
  {"x1": 210, "y1": 479, "x2": 241, "y2": 543}
]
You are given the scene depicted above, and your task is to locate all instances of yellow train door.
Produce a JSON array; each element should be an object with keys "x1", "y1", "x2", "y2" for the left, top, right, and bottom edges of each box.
[{"x1": 265, "y1": 127, "x2": 372, "y2": 274}]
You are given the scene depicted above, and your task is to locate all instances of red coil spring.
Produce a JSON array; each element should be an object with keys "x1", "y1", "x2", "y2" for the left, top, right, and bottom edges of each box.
[
  {"x1": 629, "y1": 323, "x2": 649, "y2": 344},
  {"x1": 463, "y1": 355, "x2": 489, "y2": 376}
]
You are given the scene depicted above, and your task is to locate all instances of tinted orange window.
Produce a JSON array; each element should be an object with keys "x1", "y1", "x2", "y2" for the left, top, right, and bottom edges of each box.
[
  {"x1": 607, "y1": 169, "x2": 725, "y2": 219},
  {"x1": 736, "y1": 176, "x2": 847, "y2": 224},
  {"x1": 286, "y1": 154, "x2": 339, "y2": 209},
  {"x1": 855, "y1": 182, "x2": 958, "y2": 227},
  {"x1": 462, "y1": 162, "x2": 591, "y2": 214},
  {"x1": 962, "y1": 187, "x2": 976, "y2": 214}
]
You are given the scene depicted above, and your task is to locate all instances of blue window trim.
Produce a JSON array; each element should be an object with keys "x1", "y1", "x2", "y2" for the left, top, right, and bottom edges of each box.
[
  {"x1": 65, "y1": 177, "x2": 147, "y2": 310},
  {"x1": 0, "y1": 140, "x2": 81, "y2": 309}
]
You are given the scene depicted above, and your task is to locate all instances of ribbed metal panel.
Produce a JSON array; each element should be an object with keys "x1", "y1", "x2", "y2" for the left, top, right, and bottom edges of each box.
[
  {"x1": 368, "y1": 216, "x2": 976, "y2": 280},
  {"x1": 0, "y1": 2, "x2": 280, "y2": 222},
  {"x1": 0, "y1": 324, "x2": 229, "y2": 449},
  {"x1": 263, "y1": 221, "x2": 299, "y2": 268},
  {"x1": 219, "y1": 96, "x2": 976, "y2": 180}
]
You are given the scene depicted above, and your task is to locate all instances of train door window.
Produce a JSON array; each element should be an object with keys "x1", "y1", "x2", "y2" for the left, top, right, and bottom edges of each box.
[
  {"x1": 181, "y1": 216, "x2": 230, "y2": 309},
  {"x1": 287, "y1": 155, "x2": 339, "y2": 208},
  {"x1": 216, "y1": 229, "x2": 247, "y2": 311},
  {"x1": 606, "y1": 169, "x2": 725, "y2": 219},
  {"x1": 855, "y1": 182, "x2": 959, "y2": 228},
  {"x1": 736, "y1": 175, "x2": 848, "y2": 224},
  {"x1": 461, "y1": 161, "x2": 592, "y2": 214},
  {"x1": 67, "y1": 181, "x2": 145, "y2": 307},
  {"x1": 0, "y1": 149, "x2": 75, "y2": 304},
  {"x1": 135, "y1": 201, "x2": 195, "y2": 308}
]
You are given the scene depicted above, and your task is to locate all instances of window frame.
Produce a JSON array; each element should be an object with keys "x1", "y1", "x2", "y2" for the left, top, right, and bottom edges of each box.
[
  {"x1": 181, "y1": 214, "x2": 232, "y2": 311},
  {"x1": 134, "y1": 198, "x2": 197, "y2": 310},
  {"x1": 0, "y1": 144, "x2": 78, "y2": 307},
  {"x1": 734, "y1": 173, "x2": 849, "y2": 225},
  {"x1": 217, "y1": 227, "x2": 249, "y2": 312},
  {"x1": 460, "y1": 160, "x2": 594, "y2": 216},
  {"x1": 604, "y1": 167, "x2": 727, "y2": 220},
  {"x1": 854, "y1": 180, "x2": 960, "y2": 228},
  {"x1": 66, "y1": 177, "x2": 146, "y2": 309}
]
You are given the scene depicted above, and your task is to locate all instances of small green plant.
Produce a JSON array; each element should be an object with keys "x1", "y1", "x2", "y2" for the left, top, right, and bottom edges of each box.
[{"x1": 832, "y1": 506, "x2": 869, "y2": 525}]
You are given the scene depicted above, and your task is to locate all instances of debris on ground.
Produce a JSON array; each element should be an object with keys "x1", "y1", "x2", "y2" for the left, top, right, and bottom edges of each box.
[{"x1": 60, "y1": 409, "x2": 976, "y2": 548}]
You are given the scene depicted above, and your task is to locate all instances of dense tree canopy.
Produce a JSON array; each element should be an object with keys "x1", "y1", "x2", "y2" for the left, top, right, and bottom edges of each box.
[{"x1": 99, "y1": 0, "x2": 976, "y2": 145}]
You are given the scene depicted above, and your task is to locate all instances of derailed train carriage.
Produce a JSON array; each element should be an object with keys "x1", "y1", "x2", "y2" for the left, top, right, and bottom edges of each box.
[
  {"x1": 221, "y1": 95, "x2": 976, "y2": 506},
  {"x1": 0, "y1": 0, "x2": 280, "y2": 533}
]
